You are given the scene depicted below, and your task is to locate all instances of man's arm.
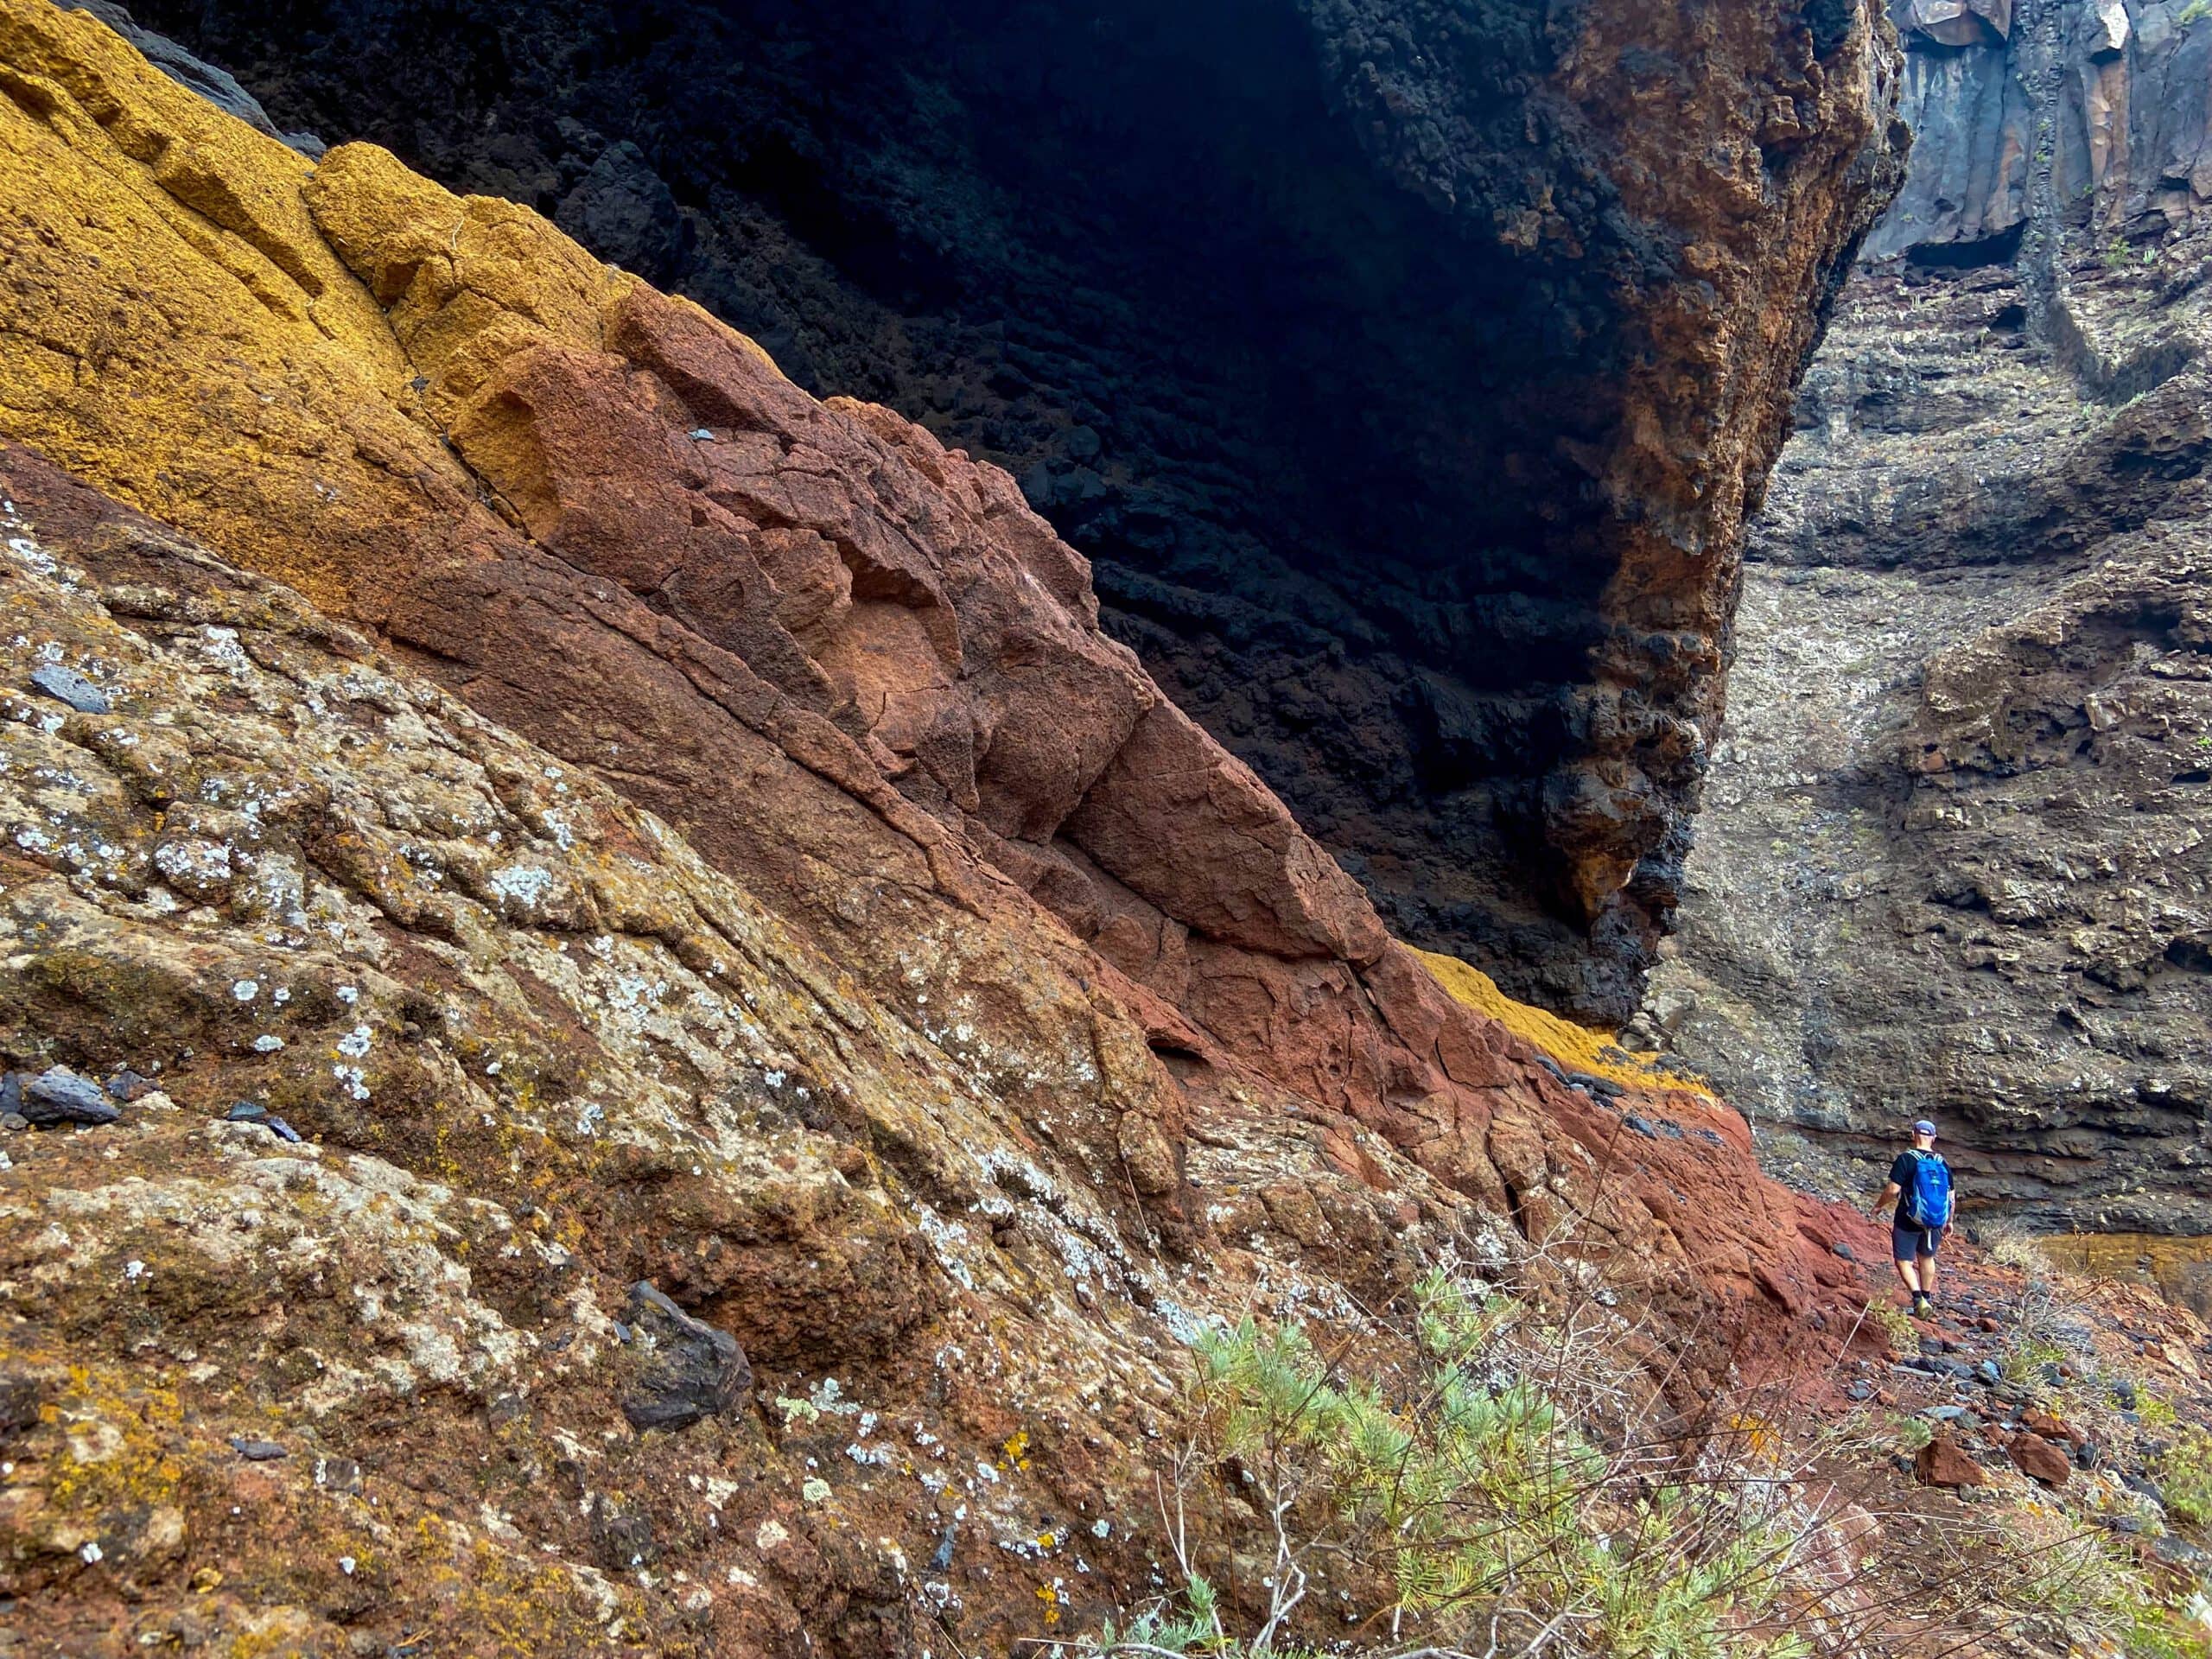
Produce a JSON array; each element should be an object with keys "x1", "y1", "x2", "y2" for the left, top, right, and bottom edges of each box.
[{"x1": 1871, "y1": 1180, "x2": 1899, "y2": 1219}]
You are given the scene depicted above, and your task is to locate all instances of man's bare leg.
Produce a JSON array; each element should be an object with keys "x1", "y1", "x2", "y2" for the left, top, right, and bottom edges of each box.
[
  {"x1": 1917, "y1": 1251, "x2": 1939, "y2": 1306},
  {"x1": 1894, "y1": 1255, "x2": 1923, "y2": 1306}
]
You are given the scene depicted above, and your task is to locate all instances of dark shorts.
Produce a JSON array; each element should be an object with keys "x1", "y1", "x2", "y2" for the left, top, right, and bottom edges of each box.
[{"x1": 1892, "y1": 1223, "x2": 1942, "y2": 1262}]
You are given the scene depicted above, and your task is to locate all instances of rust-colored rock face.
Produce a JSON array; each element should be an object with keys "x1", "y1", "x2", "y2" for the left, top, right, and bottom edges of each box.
[
  {"x1": 0, "y1": 7, "x2": 1898, "y2": 1651},
  {"x1": 124, "y1": 0, "x2": 1909, "y2": 1024}
]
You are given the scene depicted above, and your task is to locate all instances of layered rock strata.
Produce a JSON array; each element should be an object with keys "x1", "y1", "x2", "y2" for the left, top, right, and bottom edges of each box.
[
  {"x1": 1643, "y1": 0, "x2": 2212, "y2": 1234},
  {"x1": 0, "y1": 7, "x2": 1883, "y2": 1650},
  {"x1": 122, "y1": 0, "x2": 1908, "y2": 1022}
]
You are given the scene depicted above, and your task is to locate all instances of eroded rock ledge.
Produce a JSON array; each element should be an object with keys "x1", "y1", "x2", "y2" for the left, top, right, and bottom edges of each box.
[{"x1": 122, "y1": 0, "x2": 1906, "y2": 1022}]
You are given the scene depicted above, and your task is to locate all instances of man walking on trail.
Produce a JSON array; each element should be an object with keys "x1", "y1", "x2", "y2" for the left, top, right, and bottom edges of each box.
[{"x1": 1872, "y1": 1119, "x2": 1954, "y2": 1319}]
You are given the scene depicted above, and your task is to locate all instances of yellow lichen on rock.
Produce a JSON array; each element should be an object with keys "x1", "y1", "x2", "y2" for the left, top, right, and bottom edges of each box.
[
  {"x1": 302, "y1": 139, "x2": 632, "y2": 415},
  {"x1": 0, "y1": 0, "x2": 468, "y2": 620},
  {"x1": 1411, "y1": 945, "x2": 1708, "y2": 1097}
]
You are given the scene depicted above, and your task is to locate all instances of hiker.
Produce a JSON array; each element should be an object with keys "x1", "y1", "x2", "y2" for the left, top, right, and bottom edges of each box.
[{"x1": 1871, "y1": 1118, "x2": 1954, "y2": 1319}]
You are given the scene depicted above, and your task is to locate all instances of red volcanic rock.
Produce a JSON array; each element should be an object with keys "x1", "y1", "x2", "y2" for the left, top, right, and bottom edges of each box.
[
  {"x1": 2008, "y1": 1433, "x2": 2072, "y2": 1486},
  {"x1": 1916, "y1": 1435, "x2": 1987, "y2": 1489}
]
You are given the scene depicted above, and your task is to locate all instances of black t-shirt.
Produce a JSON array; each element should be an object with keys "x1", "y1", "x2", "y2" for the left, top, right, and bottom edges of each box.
[{"x1": 1891, "y1": 1151, "x2": 1945, "y2": 1228}]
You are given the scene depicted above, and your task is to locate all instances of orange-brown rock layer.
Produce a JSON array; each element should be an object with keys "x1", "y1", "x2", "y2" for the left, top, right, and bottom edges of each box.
[{"x1": 0, "y1": 5, "x2": 1886, "y2": 1651}]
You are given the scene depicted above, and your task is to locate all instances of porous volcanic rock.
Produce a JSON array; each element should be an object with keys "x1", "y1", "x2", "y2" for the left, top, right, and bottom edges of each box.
[
  {"x1": 121, "y1": 0, "x2": 1909, "y2": 1022},
  {"x1": 0, "y1": 10, "x2": 1888, "y2": 1650},
  {"x1": 1643, "y1": 5, "x2": 2212, "y2": 1236}
]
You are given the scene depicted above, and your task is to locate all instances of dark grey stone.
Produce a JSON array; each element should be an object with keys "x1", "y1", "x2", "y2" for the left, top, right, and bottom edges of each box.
[
  {"x1": 29, "y1": 664, "x2": 109, "y2": 715},
  {"x1": 0, "y1": 1372, "x2": 45, "y2": 1437},
  {"x1": 620, "y1": 1281, "x2": 751, "y2": 1433},
  {"x1": 22, "y1": 1067, "x2": 121, "y2": 1126},
  {"x1": 57, "y1": 3, "x2": 325, "y2": 156},
  {"x1": 315, "y1": 1456, "x2": 363, "y2": 1494},
  {"x1": 224, "y1": 1101, "x2": 268, "y2": 1123},
  {"x1": 229, "y1": 1437, "x2": 287, "y2": 1460},
  {"x1": 556, "y1": 142, "x2": 690, "y2": 285}
]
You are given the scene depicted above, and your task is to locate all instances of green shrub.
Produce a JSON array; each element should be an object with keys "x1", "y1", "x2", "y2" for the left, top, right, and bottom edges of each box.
[
  {"x1": 2160, "y1": 1427, "x2": 2212, "y2": 1528},
  {"x1": 1082, "y1": 1274, "x2": 1825, "y2": 1657}
]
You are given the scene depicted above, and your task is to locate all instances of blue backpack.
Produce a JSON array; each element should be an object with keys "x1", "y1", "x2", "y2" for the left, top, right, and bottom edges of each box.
[{"x1": 1904, "y1": 1151, "x2": 1954, "y2": 1228}]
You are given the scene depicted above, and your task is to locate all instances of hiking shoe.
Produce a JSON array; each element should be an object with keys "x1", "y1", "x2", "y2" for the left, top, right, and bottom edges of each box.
[{"x1": 1912, "y1": 1294, "x2": 1934, "y2": 1319}]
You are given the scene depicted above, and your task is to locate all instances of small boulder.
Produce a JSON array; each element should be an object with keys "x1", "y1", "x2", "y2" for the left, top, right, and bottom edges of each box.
[
  {"x1": 620, "y1": 1282, "x2": 751, "y2": 1433},
  {"x1": 105, "y1": 1070, "x2": 157, "y2": 1102},
  {"x1": 22, "y1": 1067, "x2": 121, "y2": 1126},
  {"x1": 228, "y1": 1438, "x2": 287, "y2": 1461},
  {"x1": 29, "y1": 663, "x2": 110, "y2": 714},
  {"x1": 2008, "y1": 1433, "x2": 2070, "y2": 1486},
  {"x1": 1915, "y1": 1433, "x2": 1986, "y2": 1488}
]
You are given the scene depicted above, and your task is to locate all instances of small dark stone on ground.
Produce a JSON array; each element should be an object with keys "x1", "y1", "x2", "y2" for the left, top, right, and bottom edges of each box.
[
  {"x1": 105, "y1": 1070, "x2": 156, "y2": 1101},
  {"x1": 1624, "y1": 1115, "x2": 1658, "y2": 1139},
  {"x1": 315, "y1": 1457, "x2": 363, "y2": 1494},
  {"x1": 224, "y1": 1101, "x2": 268, "y2": 1123},
  {"x1": 1833, "y1": 1241, "x2": 1856, "y2": 1262},
  {"x1": 29, "y1": 663, "x2": 110, "y2": 714},
  {"x1": 265, "y1": 1116, "x2": 302, "y2": 1143},
  {"x1": 0, "y1": 1115, "x2": 25, "y2": 1133},
  {"x1": 229, "y1": 1438, "x2": 287, "y2": 1460},
  {"x1": 0, "y1": 1372, "x2": 46, "y2": 1435},
  {"x1": 22, "y1": 1068, "x2": 121, "y2": 1126},
  {"x1": 620, "y1": 1281, "x2": 751, "y2": 1433}
]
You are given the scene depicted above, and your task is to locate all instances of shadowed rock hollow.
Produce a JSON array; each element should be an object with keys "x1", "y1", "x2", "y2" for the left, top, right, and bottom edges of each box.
[
  {"x1": 122, "y1": 0, "x2": 1908, "y2": 1023},
  {"x1": 0, "y1": 5, "x2": 1896, "y2": 1650}
]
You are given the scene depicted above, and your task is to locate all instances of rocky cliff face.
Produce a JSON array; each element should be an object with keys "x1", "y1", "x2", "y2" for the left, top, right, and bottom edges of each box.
[
  {"x1": 1878, "y1": 0, "x2": 2212, "y2": 260},
  {"x1": 1642, "y1": 0, "x2": 2212, "y2": 1234},
  {"x1": 0, "y1": 8, "x2": 1887, "y2": 1650},
  {"x1": 116, "y1": 0, "x2": 1907, "y2": 1024}
]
